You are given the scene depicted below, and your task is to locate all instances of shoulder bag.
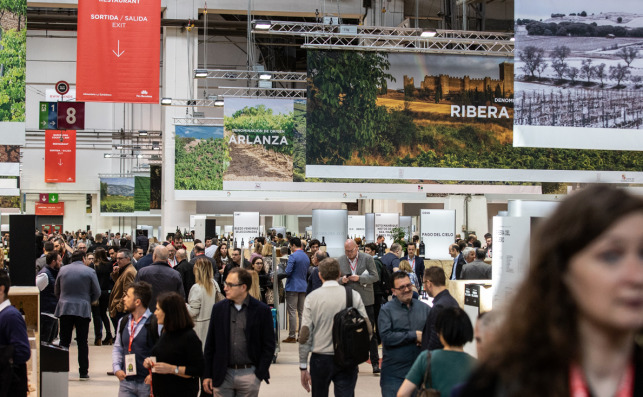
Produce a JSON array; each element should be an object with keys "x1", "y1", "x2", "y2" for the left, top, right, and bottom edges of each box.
[{"x1": 417, "y1": 351, "x2": 440, "y2": 397}]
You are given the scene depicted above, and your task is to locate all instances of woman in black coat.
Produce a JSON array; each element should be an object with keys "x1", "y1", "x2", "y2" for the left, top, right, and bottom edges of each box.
[{"x1": 144, "y1": 292, "x2": 204, "y2": 397}]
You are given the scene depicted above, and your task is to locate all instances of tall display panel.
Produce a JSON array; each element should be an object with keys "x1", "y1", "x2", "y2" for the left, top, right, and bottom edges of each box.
[{"x1": 312, "y1": 209, "x2": 348, "y2": 258}]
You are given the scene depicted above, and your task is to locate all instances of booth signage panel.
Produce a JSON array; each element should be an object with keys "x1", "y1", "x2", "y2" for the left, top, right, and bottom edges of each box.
[
  {"x1": 76, "y1": 0, "x2": 161, "y2": 103},
  {"x1": 420, "y1": 209, "x2": 455, "y2": 260},
  {"x1": 39, "y1": 102, "x2": 57, "y2": 130},
  {"x1": 400, "y1": 216, "x2": 412, "y2": 240},
  {"x1": 233, "y1": 212, "x2": 260, "y2": 249},
  {"x1": 491, "y1": 216, "x2": 531, "y2": 307},
  {"x1": 347, "y1": 215, "x2": 365, "y2": 238},
  {"x1": 35, "y1": 202, "x2": 64, "y2": 216},
  {"x1": 374, "y1": 213, "x2": 399, "y2": 247},
  {"x1": 312, "y1": 209, "x2": 348, "y2": 258},
  {"x1": 44, "y1": 130, "x2": 76, "y2": 183}
]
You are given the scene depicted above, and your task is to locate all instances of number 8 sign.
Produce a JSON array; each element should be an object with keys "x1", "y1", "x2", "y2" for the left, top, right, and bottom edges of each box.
[{"x1": 57, "y1": 102, "x2": 85, "y2": 130}]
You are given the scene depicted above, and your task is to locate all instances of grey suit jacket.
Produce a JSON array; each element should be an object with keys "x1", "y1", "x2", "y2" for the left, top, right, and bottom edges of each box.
[
  {"x1": 461, "y1": 259, "x2": 492, "y2": 280},
  {"x1": 54, "y1": 261, "x2": 101, "y2": 319},
  {"x1": 338, "y1": 252, "x2": 378, "y2": 306}
]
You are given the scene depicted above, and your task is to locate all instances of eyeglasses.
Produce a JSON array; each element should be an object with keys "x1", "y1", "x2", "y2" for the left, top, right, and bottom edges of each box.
[
  {"x1": 392, "y1": 283, "x2": 414, "y2": 291},
  {"x1": 224, "y1": 282, "x2": 243, "y2": 288}
]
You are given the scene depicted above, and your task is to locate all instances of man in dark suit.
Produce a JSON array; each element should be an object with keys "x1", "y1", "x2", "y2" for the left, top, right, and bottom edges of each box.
[
  {"x1": 421, "y1": 266, "x2": 459, "y2": 351},
  {"x1": 449, "y1": 243, "x2": 467, "y2": 280},
  {"x1": 202, "y1": 267, "x2": 275, "y2": 396},
  {"x1": 338, "y1": 239, "x2": 381, "y2": 374},
  {"x1": 400, "y1": 243, "x2": 425, "y2": 286},
  {"x1": 134, "y1": 245, "x2": 184, "y2": 311}
]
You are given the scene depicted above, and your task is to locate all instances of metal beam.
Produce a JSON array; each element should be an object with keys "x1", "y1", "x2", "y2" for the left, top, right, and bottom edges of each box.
[
  {"x1": 196, "y1": 69, "x2": 307, "y2": 82},
  {"x1": 252, "y1": 21, "x2": 513, "y2": 56}
]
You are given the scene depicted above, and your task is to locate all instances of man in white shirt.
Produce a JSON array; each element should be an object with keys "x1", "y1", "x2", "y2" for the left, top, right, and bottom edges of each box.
[{"x1": 299, "y1": 258, "x2": 372, "y2": 396}]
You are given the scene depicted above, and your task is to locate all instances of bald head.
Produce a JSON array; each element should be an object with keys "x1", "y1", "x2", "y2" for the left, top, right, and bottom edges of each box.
[
  {"x1": 176, "y1": 249, "x2": 187, "y2": 261},
  {"x1": 344, "y1": 239, "x2": 358, "y2": 260},
  {"x1": 153, "y1": 245, "x2": 169, "y2": 262},
  {"x1": 194, "y1": 243, "x2": 205, "y2": 254}
]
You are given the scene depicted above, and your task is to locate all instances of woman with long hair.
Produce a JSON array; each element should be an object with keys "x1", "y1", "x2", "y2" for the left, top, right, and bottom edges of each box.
[
  {"x1": 247, "y1": 270, "x2": 262, "y2": 301},
  {"x1": 92, "y1": 247, "x2": 114, "y2": 345},
  {"x1": 213, "y1": 243, "x2": 231, "y2": 288},
  {"x1": 187, "y1": 257, "x2": 222, "y2": 351},
  {"x1": 144, "y1": 292, "x2": 204, "y2": 397},
  {"x1": 251, "y1": 256, "x2": 271, "y2": 304},
  {"x1": 250, "y1": 242, "x2": 263, "y2": 262},
  {"x1": 460, "y1": 185, "x2": 643, "y2": 397}
]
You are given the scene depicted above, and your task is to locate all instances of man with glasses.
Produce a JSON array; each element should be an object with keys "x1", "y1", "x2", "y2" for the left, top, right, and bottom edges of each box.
[
  {"x1": 109, "y1": 249, "x2": 137, "y2": 331},
  {"x1": 203, "y1": 267, "x2": 275, "y2": 397},
  {"x1": 378, "y1": 271, "x2": 430, "y2": 397},
  {"x1": 338, "y1": 239, "x2": 380, "y2": 374}
]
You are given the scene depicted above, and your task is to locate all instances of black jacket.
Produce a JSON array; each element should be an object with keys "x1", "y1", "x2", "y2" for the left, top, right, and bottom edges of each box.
[
  {"x1": 203, "y1": 296, "x2": 275, "y2": 387},
  {"x1": 174, "y1": 259, "x2": 195, "y2": 299},
  {"x1": 450, "y1": 254, "x2": 467, "y2": 280},
  {"x1": 135, "y1": 261, "x2": 185, "y2": 311}
]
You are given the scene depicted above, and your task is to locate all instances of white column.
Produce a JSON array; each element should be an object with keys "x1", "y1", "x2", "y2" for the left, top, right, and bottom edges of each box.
[{"x1": 161, "y1": 27, "x2": 198, "y2": 238}]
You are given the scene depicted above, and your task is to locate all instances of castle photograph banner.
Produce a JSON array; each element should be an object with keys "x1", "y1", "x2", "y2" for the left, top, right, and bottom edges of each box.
[
  {"x1": 514, "y1": 0, "x2": 643, "y2": 151},
  {"x1": 305, "y1": 50, "x2": 643, "y2": 183}
]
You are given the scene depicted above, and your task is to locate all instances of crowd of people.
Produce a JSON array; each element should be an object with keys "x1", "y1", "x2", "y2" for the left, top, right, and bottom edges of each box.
[{"x1": 1, "y1": 185, "x2": 642, "y2": 397}]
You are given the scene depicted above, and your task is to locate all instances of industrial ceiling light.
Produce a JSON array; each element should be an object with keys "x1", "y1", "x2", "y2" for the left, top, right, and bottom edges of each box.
[
  {"x1": 194, "y1": 69, "x2": 209, "y2": 78},
  {"x1": 138, "y1": 130, "x2": 148, "y2": 136},
  {"x1": 214, "y1": 96, "x2": 224, "y2": 107},
  {"x1": 258, "y1": 72, "x2": 272, "y2": 80},
  {"x1": 115, "y1": 144, "x2": 123, "y2": 150},
  {"x1": 510, "y1": 37, "x2": 515, "y2": 42},
  {"x1": 152, "y1": 142, "x2": 161, "y2": 150},
  {"x1": 421, "y1": 30, "x2": 437, "y2": 38},
  {"x1": 253, "y1": 20, "x2": 272, "y2": 30},
  {"x1": 104, "y1": 153, "x2": 112, "y2": 158},
  {"x1": 161, "y1": 98, "x2": 172, "y2": 105}
]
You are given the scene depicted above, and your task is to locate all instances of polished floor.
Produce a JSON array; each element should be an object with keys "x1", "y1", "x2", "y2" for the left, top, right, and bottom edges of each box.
[{"x1": 67, "y1": 331, "x2": 383, "y2": 397}]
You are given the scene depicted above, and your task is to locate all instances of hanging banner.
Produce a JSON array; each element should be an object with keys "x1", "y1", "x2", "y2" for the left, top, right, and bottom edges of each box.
[
  {"x1": 35, "y1": 202, "x2": 65, "y2": 216},
  {"x1": 347, "y1": 215, "x2": 365, "y2": 239},
  {"x1": 233, "y1": 212, "x2": 260, "y2": 250},
  {"x1": 374, "y1": 213, "x2": 399, "y2": 247},
  {"x1": 76, "y1": 0, "x2": 161, "y2": 103},
  {"x1": 312, "y1": 209, "x2": 348, "y2": 258},
  {"x1": 45, "y1": 130, "x2": 76, "y2": 183},
  {"x1": 420, "y1": 209, "x2": 455, "y2": 260}
]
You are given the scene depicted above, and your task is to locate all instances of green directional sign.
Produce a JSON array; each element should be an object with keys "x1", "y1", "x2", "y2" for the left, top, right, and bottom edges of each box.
[
  {"x1": 39, "y1": 102, "x2": 58, "y2": 130},
  {"x1": 49, "y1": 193, "x2": 59, "y2": 203}
]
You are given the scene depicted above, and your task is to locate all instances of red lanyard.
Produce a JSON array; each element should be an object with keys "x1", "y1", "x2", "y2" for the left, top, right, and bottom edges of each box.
[
  {"x1": 569, "y1": 361, "x2": 634, "y2": 397},
  {"x1": 409, "y1": 257, "x2": 415, "y2": 271},
  {"x1": 349, "y1": 257, "x2": 358, "y2": 274},
  {"x1": 128, "y1": 316, "x2": 143, "y2": 353}
]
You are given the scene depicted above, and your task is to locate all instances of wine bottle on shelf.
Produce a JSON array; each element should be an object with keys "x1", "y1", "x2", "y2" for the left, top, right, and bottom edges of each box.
[
  {"x1": 378, "y1": 242, "x2": 384, "y2": 257},
  {"x1": 419, "y1": 239, "x2": 426, "y2": 257},
  {"x1": 241, "y1": 238, "x2": 245, "y2": 249},
  {"x1": 234, "y1": 238, "x2": 238, "y2": 249},
  {"x1": 320, "y1": 236, "x2": 327, "y2": 252}
]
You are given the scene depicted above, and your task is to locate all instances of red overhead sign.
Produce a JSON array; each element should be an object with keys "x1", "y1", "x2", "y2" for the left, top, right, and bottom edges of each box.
[
  {"x1": 45, "y1": 130, "x2": 76, "y2": 183},
  {"x1": 76, "y1": 0, "x2": 160, "y2": 103},
  {"x1": 35, "y1": 203, "x2": 65, "y2": 216}
]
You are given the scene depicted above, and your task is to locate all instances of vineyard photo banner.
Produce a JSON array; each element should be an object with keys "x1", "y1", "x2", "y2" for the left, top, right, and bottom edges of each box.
[
  {"x1": 513, "y1": 0, "x2": 643, "y2": 151},
  {"x1": 100, "y1": 177, "x2": 134, "y2": 215},
  {"x1": 174, "y1": 99, "x2": 297, "y2": 192},
  {"x1": 304, "y1": 50, "x2": 643, "y2": 183}
]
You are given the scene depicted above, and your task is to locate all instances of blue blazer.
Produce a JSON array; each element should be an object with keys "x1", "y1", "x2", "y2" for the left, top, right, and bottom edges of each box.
[{"x1": 203, "y1": 296, "x2": 275, "y2": 387}]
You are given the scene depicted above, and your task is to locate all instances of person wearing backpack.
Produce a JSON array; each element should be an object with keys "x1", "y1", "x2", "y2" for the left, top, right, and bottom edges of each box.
[
  {"x1": 338, "y1": 239, "x2": 381, "y2": 374},
  {"x1": 112, "y1": 281, "x2": 158, "y2": 396},
  {"x1": 299, "y1": 258, "x2": 372, "y2": 397},
  {"x1": 365, "y1": 243, "x2": 391, "y2": 345}
]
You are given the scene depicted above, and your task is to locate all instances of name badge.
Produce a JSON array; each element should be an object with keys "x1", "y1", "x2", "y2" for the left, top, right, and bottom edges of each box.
[{"x1": 125, "y1": 354, "x2": 137, "y2": 376}]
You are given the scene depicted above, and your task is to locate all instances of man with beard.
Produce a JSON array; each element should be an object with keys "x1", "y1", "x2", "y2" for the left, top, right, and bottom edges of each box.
[{"x1": 420, "y1": 267, "x2": 459, "y2": 351}]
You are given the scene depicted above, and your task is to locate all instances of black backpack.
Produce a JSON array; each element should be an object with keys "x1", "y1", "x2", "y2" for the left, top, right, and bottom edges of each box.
[
  {"x1": 332, "y1": 287, "x2": 370, "y2": 369},
  {"x1": 374, "y1": 257, "x2": 392, "y2": 296}
]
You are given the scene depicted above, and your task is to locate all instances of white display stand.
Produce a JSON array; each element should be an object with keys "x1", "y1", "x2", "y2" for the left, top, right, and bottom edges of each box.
[
  {"x1": 312, "y1": 209, "x2": 348, "y2": 258},
  {"x1": 347, "y1": 215, "x2": 365, "y2": 239},
  {"x1": 374, "y1": 213, "x2": 399, "y2": 247},
  {"x1": 233, "y1": 212, "x2": 260, "y2": 249},
  {"x1": 365, "y1": 213, "x2": 375, "y2": 243},
  {"x1": 400, "y1": 216, "x2": 412, "y2": 240},
  {"x1": 419, "y1": 209, "x2": 455, "y2": 260}
]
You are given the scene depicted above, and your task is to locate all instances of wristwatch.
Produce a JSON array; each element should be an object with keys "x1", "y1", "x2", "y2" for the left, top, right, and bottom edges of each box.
[
  {"x1": 299, "y1": 364, "x2": 307, "y2": 371},
  {"x1": 174, "y1": 366, "x2": 179, "y2": 374}
]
